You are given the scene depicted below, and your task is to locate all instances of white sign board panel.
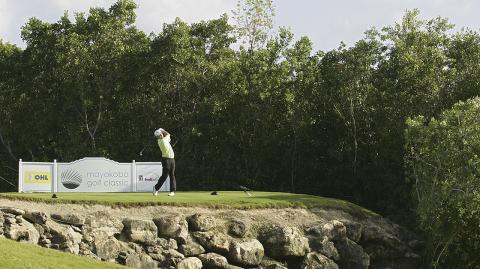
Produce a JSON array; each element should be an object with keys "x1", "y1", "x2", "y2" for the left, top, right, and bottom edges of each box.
[
  {"x1": 136, "y1": 163, "x2": 170, "y2": 192},
  {"x1": 22, "y1": 163, "x2": 53, "y2": 192},
  {"x1": 57, "y1": 157, "x2": 131, "y2": 192}
]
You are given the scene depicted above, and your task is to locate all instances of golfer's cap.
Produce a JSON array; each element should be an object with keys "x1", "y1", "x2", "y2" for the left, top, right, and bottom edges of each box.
[{"x1": 154, "y1": 129, "x2": 162, "y2": 137}]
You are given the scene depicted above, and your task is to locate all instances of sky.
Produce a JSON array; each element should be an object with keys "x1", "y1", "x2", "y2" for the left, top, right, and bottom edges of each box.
[{"x1": 1, "y1": 0, "x2": 479, "y2": 52}]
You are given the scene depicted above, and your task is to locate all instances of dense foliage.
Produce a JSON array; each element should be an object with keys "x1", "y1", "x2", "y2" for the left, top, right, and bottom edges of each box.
[
  {"x1": 1, "y1": 0, "x2": 480, "y2": 233},
  {"x1": 406, "y1": 98, "x2": 480, "y2": 268}
]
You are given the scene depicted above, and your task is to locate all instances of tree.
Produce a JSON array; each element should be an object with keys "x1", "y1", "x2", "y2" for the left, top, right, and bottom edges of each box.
[
  {"x1": 406, "y1": 97, "x2": 480, "y2": 268},
  {"x1": 232, "y1": 0, "x2": 275, "y2": 51}
]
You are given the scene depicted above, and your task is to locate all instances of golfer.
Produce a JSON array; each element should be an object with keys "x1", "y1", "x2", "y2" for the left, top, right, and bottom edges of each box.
[{"x1": 153, "y1": 128, "x2": 176, "y2": 196}]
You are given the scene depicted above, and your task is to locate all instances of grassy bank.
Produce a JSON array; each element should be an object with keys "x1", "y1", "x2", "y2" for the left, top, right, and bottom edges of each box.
[
  {"x1": 0, "y1": 237, "x2": 128, "y2": 269},
  {"x1": 0, "y1": 191, "x2": 376, "y2": 217}
]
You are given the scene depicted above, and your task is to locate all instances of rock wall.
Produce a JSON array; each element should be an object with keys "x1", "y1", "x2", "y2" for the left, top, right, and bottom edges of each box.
[{"x1": 0, "y1": 202, "x2": 421, "y2": 269}]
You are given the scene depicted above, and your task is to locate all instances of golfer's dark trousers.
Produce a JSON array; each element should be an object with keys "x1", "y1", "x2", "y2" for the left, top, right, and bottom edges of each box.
[{"x1": 155, "y1": 158, "x2": 176, "y2": 192}]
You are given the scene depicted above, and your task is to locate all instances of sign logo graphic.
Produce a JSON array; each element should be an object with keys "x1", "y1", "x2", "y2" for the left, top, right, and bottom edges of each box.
[
  {"x1": 24, "y1": 171, "x2": 51, "y2": 184},
  {"x1": 61, "y1": 169, "x2": 82, "y2": 189}
]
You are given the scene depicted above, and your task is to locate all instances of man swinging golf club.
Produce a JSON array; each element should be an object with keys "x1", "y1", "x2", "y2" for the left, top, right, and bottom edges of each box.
[{"x1": 153, "y1": 128, "x2": 176, "y2": 196}]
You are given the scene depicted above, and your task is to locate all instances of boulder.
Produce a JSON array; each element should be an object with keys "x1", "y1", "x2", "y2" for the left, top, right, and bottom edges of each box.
[
  {"x1": 125, "y1": 253, "x2": 158, "y2": 269},
  {"x1": 45, "y1": 220, "x2": 83, "y2": 254},
  {"x1": 179, "y1": 238, "x2": 205, "y2": 256},
  {"x1": 198, "y1": 253, "x2": 229, "y2": 268},
  {"x1": 228, "y1": 219, "x2": 247, "y2": 238},
  {"x1": 15, "y1": 215, "x2": 23, "y2": 224},
  {"x1": 160, "y1": 249, "x2": 185, "y2": 267},
  {"x1": 177, "y1": 257, "x2": 203, "y2": 269},
  {"x1": 1, "y1": 207, "x2": 25, "y2": 216},
  {"x1": 187, "y1": 213, "x2": 216, "y2": 231},
  {"x1": 301, "y1": 252, "x2": 339, "y2": 269},
  {"x1": 309, "y1": 235, "x2": 340, "y2": 261},
  {"x1": 344, "y1": 221, "x2": 362, "y2": 243},
  {"x1": 24, "y1": 211, "x2": 48, "y2": 224},
  {"x1": 229, "y1": 239, "x2": 264, "y2": 266},
  {"x1": 83, "y1": 212, "x2": 123, "y2": 243},
  {"x1": 335, "y1": 238, "x2": 370, "y2": 269},
  {"x1": 3, "y1": 213, "x2": 15, "y2": 225},
  {"x1": 122, "y1": 218, "x2": 157, "y2": 244},
  {"x1": 51, "y1": 213, "x2": 85, "y2": 226},
  {"x1": 4, "y1": 219, "x2": 40, "y2": 244},
  {"x1": 192, "y1": 231, "x2": 231, "y2": 255},
  {"x1": 154, "y1": 215, "x2": 188, "y2": 243},
  {"x1": 94, "y1": 237, "x2": 130, "y2": 261},
  {"x1": 260, "y1": 257, "x2": 289, "y2": 269},
  {"x1": 148, "y1": 253, "x2": 166, "y2": 262},
  {"x1": 306, "y1": 221, "x2": 347, "y2": 241},
  {"x1": 259, "y1": 225, "x2": 310, "y2": 258},
  {"x1": 156, "y1": 237, "x2": 178, "y2": 250}
]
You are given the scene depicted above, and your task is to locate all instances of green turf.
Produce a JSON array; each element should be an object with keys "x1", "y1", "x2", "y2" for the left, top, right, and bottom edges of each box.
[
  {"x1": 0, "y1": 191, "x2": 376, "y2": 217},
  {"x1": 0, "y1": 237, "x2": 128, "y2": 269}
]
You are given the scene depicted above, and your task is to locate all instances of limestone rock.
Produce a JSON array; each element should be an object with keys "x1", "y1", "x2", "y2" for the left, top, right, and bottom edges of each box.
[
  {"x1": 179, "y1": 238, "x2": 205, "y2": 256},
  {"x1": 335, "y1": 238, "x2": 370, "y2": 269},
  {"x1": 1, "y1": 207, "x2": 25, "y2": 216},
  {"x1": 125, "y1": 253, "x2": 158, "y2": 269},
  {"x1": 187, "y1": 213, "x2": 216, "y2": 232},
  {"x1": 95, "y1": 237, "x2": 130, "y2": 261},
  {"x1": 192, "y1": 231, "x2": 231, "y2": 255},
  {"x1": 24, "y1": 211, "x2": 48, "y2": 224},
  {"x1": 228, "y1": 219, "x2": 247, "y2": 238},
  {"x1": 306, "y1": 221, "x2": 347, "y2": 242},
  {"x1": 160, "y1": 249, "x2": 185, "y2": 267},
  {"x1": 83, "y1": 212, "x2": 123, "y2": 243},
  {"x1": 301, "y1": 252, "x2": 339, "y2": 269},
  {"x1": 122, "y1": 218, "x2": 157, "y2": 244},
  {"x1": 148, "y1": 253, "x2": 166, "y2": 262},
  {"x1": 4, "y1": 219, "x2": 40, "y2": 244},
  {"x1": 198, "y1": 252, "x2": 229, "y2": 268},
  {"x1": 344, "y1": 221, "x2": 362, "y2": 243},
  {"x1": 51, "y1": 213, "x2": 85, "y2": 226},
  {"x1": 260, "y1": 257, "x2": 289, "y2": 269},
  {"x1": 229, "y1": 239, "x2": 264, "y2": 266},
  {"x1": 319, "y1": 237, "x2": 340, "y2": 261},
  {"x1": 259, "y1": 225, "x2": 310, "y2": 258},
  {"x1": 154, "y1": 215, "x2": 188, "y2": 243},
  {"x1": 156, "y1": 237, "x2": 178, "y2": 249},
  {"x1": 177, "y1": 257, "x2": 203, "y2": 269},
  {"x1": 45, "y1": 220, "x2": 83, "y2": 254}
]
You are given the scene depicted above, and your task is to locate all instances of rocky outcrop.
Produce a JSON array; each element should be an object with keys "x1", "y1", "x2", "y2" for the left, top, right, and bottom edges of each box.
[
  {"x1": 228, "y1": 219, "x2": 247, "y2": 238},
  {"x1": 3, "y1": 214, "x2": 40, "y2": 244},
  {"x1": 0, "y1": 205, "x2": 421, "y2": 269},
  {"x1": 301, "y1": 252, "x2": 339, "y2": 269},
  {"x1": 51, "y1": 213, "x2": 85, "y2": 226},
  {"x1": 192, "y1": 231, "x2": 232, "y2": 255},
  {"x1": 229, "y1": 239, "x2": 264, "y2": 266},
  {"x1": 177, "y1": 257, "x2": 202, "y2": 269},
  {"x1": 187, "y1": 213, "x2": 216, "y2": 232},
  {"x1": 259, "y1": 225, "x2": 310, "y2": 258},
  {"x1": 122, "y1": 219, "x2": 157, "y2": 244},
  {"x1": 153, "y1": 215, "x2": 188, "y2": 243}
]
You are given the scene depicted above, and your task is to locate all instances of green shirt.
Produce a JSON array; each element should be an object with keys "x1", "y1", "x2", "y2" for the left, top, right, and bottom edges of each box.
[{"x1": 157, "y1": 134, "x2": 175, "y2": 158}]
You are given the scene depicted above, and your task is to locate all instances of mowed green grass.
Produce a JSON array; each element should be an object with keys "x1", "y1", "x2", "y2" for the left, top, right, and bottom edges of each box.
[
  {"x1": 0, "y1": 191, "x2": 376, "y2": 217},
  {"x1": 0, "y1": 237, "x2": 128, "y2": 269}
]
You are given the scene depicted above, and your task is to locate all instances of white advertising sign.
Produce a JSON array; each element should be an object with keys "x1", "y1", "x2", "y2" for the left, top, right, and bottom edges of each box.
[
  {"x1": 22, "y1": 163, "x2": 53, "y2": 192},
  {"x1": 136, "y1": 163, "x2": 169, "y2": 192},
  {"x1": 57, "y1": 158, "x2": 131, "y2": 192}
]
